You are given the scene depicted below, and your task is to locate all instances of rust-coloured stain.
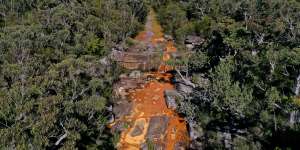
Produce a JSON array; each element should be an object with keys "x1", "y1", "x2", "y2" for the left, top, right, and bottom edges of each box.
[{"x1": 116, "y1": 9, "x2": 189, "y2": 150}]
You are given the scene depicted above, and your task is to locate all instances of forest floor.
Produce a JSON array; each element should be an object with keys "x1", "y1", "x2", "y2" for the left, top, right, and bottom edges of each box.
[{"x1": 110, "y1": 9, "x2": 189, "y2": 150}]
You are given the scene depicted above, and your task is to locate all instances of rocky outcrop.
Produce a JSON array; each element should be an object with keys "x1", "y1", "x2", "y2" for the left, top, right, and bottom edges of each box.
[
  {"x1": 173, "y1": 73, "x2": 195, "y2": 96},
  {"x1": 164, "y1": 90, "x2": 183, "y2": 110},
  {"x1": 164, "y1": 34, "x2": 173, "y2": 41},
  {"x1": 171, "y1": 72, "x2": 211, "y2": 149},
  {"x1": 176, "y1": 82, "x2": 194, "y2": 95},
  {"x1": 185, "y1": 35, "x2": 205, "y2": 50},
  {"x1": 188, "y1": 121, "x2": 204, "y2": 149},
  {"x1": 110, "y1": 8, "x2": 191, "y2": 148},
  {"x1": 188, "y1": 122, "x2": 203, "y2": 140},
  {"x1": 113, "y1": 73, "x2": 145, "y2": 100},
  {"x1": 130, "y1": 119, "x2": 145, "y2": 137},
  {"x1": 146, "y1": 115, "x2": 170, "y2": 139},
  {"x1": 141, "y1": 142, "x2": 164, "y2": 150},
  {"x1": 174, "y1": 142, "x2": 188, "y2": 150},
  {"x1": 129, "y1": 70, "x2": 142, "y2": 78},
  {"x1": 113, "y1": 100, "x2": 133, "y2": 119},
  {"x1": 190, "y1": 140, "x2": 203, "y2": 150},
  {"x1": 112, "y1": 44, "x2": 126, "y2": 52}
]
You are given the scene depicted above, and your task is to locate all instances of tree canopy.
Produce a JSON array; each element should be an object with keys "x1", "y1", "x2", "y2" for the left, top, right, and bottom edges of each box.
[
  {"x1": 0, "y1": 0, "x2": 147, "y2": 149},
  {"x1": 153, "y1": 0, "x2": 300, "y2": 149}
]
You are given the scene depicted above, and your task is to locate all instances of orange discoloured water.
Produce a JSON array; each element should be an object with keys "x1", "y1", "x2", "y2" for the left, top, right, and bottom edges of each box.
[{"x1": 117, "y1": 9, "x2": 189, "y2": 150}]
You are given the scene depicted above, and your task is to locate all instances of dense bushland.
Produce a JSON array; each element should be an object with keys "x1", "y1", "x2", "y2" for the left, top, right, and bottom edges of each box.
[
  {"x1": 0, "y1": 0, "x2": 147, "y2": 149},
  {"x1": 1, "y1": 0, "x2": 300, "y2": 149},
  {"x1": 153, "y1": 0, "x2": 300, "y2": 149}
]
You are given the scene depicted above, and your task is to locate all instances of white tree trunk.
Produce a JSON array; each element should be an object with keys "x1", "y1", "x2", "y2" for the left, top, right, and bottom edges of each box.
[
  {"x1": 175, "y1": 68, "x2": 196, "y2": 88},
  {"x1": 270, "y1": 62, "x2": 275, "y2": 74},
  {"x1": 295, "y1": 74, "x2": 300, "y2": 96},
  {"x1": 55, "y1": 133, "x2": 68, "y2": 146},
  {"x1": 55, "y1": 123, "x2": 68, "y2": 146}
]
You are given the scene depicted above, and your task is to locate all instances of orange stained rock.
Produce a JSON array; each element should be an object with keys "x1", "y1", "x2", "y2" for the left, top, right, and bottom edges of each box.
[
  {"x1": 123, "y1": 118, "x2": 149, "y2": 145},
  {"x1": 166, "y1": 41, "x2": 177, "y2": 52},
  {"x1": 134, "y1": 30, "x2": 149, "y2": 42},
  {"x1": 116, "y1": 8, "x2": 189, "y2": 150},
  {"x1": 119, "y1": 79, "x2": 189, "y2": 150},
  {"x1": 135, "y1": 9, "x2": 164, "y2": 44},
  {"x1": 145, "y1": 72, "x2": 173, "y2": 81}
]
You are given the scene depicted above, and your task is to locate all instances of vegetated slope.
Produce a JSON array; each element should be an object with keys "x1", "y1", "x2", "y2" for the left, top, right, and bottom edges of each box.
[
  {"x1": 152, "y1": 0, "x2": 300, "y2": 149},
  {"x1": 0, "y1": 0, "x2": 148, "y2": 149}
]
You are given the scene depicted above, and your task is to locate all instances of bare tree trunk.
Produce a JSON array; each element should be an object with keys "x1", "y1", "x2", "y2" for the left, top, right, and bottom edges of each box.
[
  {"x1": 175, "y1": 68, "x2": 195, "y2": 88},
  {"x1": 274, "y1": 111, "x2": 277, "y2": 131},
  {"x1": 244, "y1": 12, "x2": 248, "y2": 30},
  {"x1": 270, "y1": 62, "x2": 275, "y2": 74},
  {"x1": 55, "y1": 122, "x2": 68, "y2": 146},
  {"x1": 71, "y1": 87, "x2": 90, "y2": 101},
  {"x1": 295, "y1": 73, "x2": 300, "y2": 96}
]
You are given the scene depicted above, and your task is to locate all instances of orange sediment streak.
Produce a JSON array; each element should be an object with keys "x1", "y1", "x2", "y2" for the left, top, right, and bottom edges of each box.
[
  {"x1": 135, "y1": 9, "x2": 163, "y2": 44},
  {"x1": 117, "y1": 9, "x2": 189, "y2": 150},
  {"x1": 119, "y1": 81, "x2": 189, "y2": 150}
]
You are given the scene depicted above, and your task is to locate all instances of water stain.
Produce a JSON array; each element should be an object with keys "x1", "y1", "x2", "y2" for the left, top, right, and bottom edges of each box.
[{"x1": 115, "y1": 9, "x2": 189, "y2": 150}]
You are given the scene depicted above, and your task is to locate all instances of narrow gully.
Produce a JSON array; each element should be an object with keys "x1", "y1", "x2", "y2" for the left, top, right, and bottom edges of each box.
[{"x1": 111, "y1": 9, "x2": 189, "y2": 150}]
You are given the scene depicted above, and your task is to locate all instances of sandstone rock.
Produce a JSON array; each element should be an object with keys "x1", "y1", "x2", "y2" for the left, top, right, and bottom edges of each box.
[
  {"x1": 164, "y1": 90, "x2": 183, "y2": 110},
  {"x1": 113, "y1": 77, "x2": 145, "y2": 100},
  {"x1": 164, "y1": 34, "x2": 173, "y2": 41},
  {"x1": 186, "y1": 44, "x2": 194, "y2": 50},
  {"x1": 113, "y1": 44, "x2": 125, "y2": 51},
  {"x1": 152, "y1": 95, "x2": 160, "y2": 101},
  {"x1": 113, "y1": 101, "x2": 132, "y2": 119},
  {"x1": 185, "y1": 35, "x2": 205, "y2": 50},
  {"x1": 173, "y1": 74, "x2": 194, "y2": 95},
  {"x1": 129, "y1": 70, "x2": 142, "y2": 78},
  {"x1": 146, "y1": 115, "x2": 169, "y2": 139},
  {"x1": 188, "y1": 122, "x2": 203, "y2": 140},
  {"x1": 117, "y1": 87, "x2": 127, "y2": 99},
  {"x1": 187, "y1": 121, "x2": 204, "y2": 149},
  {"x1": 190, "y1": 140, "x2": 203, "y2": 150},
  {"x1": 130, "y1": 120, "x2": 145, "y2": 137},
  {"x1": 141, "y1": 142, "x2": 164, "y2": 150},
  {"x1": 176, "y1": 83, "x2": 193, "y2": 95},
  {"x1": 119, "y1": 73, "x2": 128, "y2": 78},
  {"x1": 174, "y1": 142, "x2": 188, "y2": 150}
]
